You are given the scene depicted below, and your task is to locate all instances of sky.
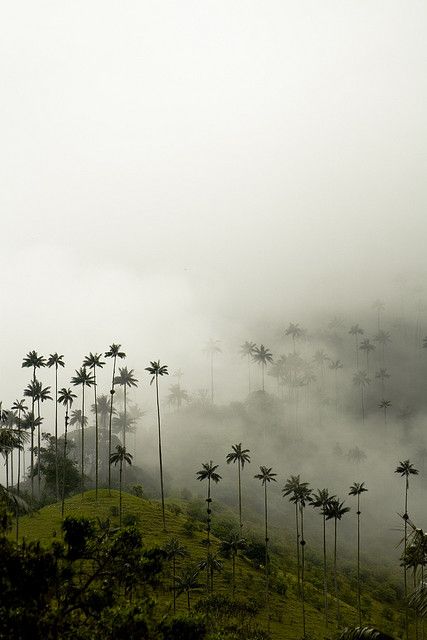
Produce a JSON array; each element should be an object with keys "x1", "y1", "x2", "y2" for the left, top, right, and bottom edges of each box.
[{"x1": 1, "y1": 1, "x2": 427, "y2": 399}]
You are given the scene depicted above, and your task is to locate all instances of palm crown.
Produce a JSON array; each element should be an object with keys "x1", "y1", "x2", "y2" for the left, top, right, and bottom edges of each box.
[
  {"x1": 353, "y1": 371, "x2": 371, "y2": 387},
  {"x1": 252, "y1": 345, "x2": 273, "y2": 365},
  {"x1": 359, "y1": 338, "x2": 375, "y2": 354},
  {"x1": 349, "y1": 324, "x2": 364, "y2": 337},
  {"x1": 349, "y1": 482, "x2": 368, "y2": 497},
  {"x1": 57, "y1": 387, "x2": 77, "y2": 408},
  {"x1": 47, "y1": 353, "x2": 65, "y2": 369},
  {"x1": 71, "y1": 367, "x2": 95, "y2": 388},
  {"x1": 145, "y1": 360, "x2": 168, "y2": 384},
  {"x1": 226, "y1": 443, "x2": 251, "y2": 468},
  {"x1": 254, "y1": 465, "x2": 277, "y2": 485},
  {"x1": 11, "y1": 399, "x2": 27, "y2": 414},
  {"x1": 83, "y1": 352, "x2": 106, "y2": 370},
  {"x1": 109, "y1": 444, "x2": 133, "y2": 467},
  {"x1": 395, "y1": 460, "x2": 419, "y2": 478},
  {"x1": 22, "y1": 351, "x2": 46, "y2": 370},
  {"x1": 105, "y1": 344, "x2": 126, "y2": 360},
  {"x1": 196, "y1": 461, "x2": 222, "y2": 484},
  {"x1": 240, "y1": 341, "x2": 256, "y2": 358},
  {"x1": 311, "y1": 488, "x2": 336, "y2": 512},
  {"x1": 114, "y1": 366, "x2": 138, "y2": 389},
  {"x1": 24, "y1": 380, "x2": 52, "y2": 402},
  {"x1": 324, "y1": 498, "x2": 350, "y2": 521}
]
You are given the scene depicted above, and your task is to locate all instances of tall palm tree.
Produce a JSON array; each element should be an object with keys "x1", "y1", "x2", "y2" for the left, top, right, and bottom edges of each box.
[
  {"x1": 374, "y1": 330, "x2": 392, "y2": 364},
  {"x1": 24, "y1": 380, "x2": 52, "y2": 497},
  {"x1": 83, "y1": 352, "x2": 105, "y2": 499},
  {"x1": 298, "y1": 483, "x2": 312, "y2": 639},
  {"x1": 21, "y1": 351, "x2": 46, "y2": 497},
  {"x1": 114, "y1": 367, "x2": 138, "y2": 448},
  {"x1": 196, "y1": 460, "x2": 222, "y2": 591},
  {"x1": 203, "y1": 339, "x2": 222, "y2": 404},
  {"x1": 109, "y1": 445, "x2": 133, "y2": 527},
  {"x1": 11, "y1": 399, "x2": 27, "y2": 494},
  {"x1": 105, "y1": 344, "x2": 126, "y2": 492},
  {"x1": 164, "y1": 537, "x2": 188, "y2": 613},
  {"x1": 349, "y1": 482, "x2": 368, "y2": 627},
  {"x1": 379, "y1": 399, "x2": 391, "y2": 424},
  {"x1": 254, "y1": 465, "x2": 277, "y2": 629},
  {"x1": 57, "y1": 387, "x2": 77, "y2": 517},
  {"x1": 240, "y1": 341, "x2": 257, "y2": 394},
  {"x1": 283, "y1": 474, "x2": 308, "y2": 593},
  {"x1": 197, "y1": 553, "x2": 223, "y2": 593},
  {"x1": 359, "y1": 339, "x2": 375, "y2": 373},
  {"x1": 71, "y1": 366, "x2": 95, "y2": 496},
  {"x1": 324, "y1": 498, "x2": 350, "y2": 627},
  {"x1": 175, "y1": 565, "x2": 201, "y2": 611},
  {"x1": 349, "y1": 325, "x2": 364, "y2": 368},
  {"x1": 353, "y1": 371, "x2": 370, "y2": 423},
  {"x1": 311, "y1": 488, "x2": 336, "y2": 627},
  {"x1": 375, "y1": 368, "x2": 390, "y2": 396},
  {"x1": 226, "y1": 443, "x2": 251, "y2": 532},
  {"x1": 145, "y1": 360, "x2": 169, "y2": 530},
  {"x1": 285, "y1": 323, "x2": 305, "y2": 353},
  {"x1": 395, "y1": 459, "x2": 419, "y2": 639},
  {"x1": 70, "y1": 409, "x2": 88, "y2": 428},
  {"x1": 167, "y1": 384, "x2": 189, "y2": 411},
  {"x1": 220, "y1": 533, "x2": 246, "y2": 598},
  {"x1": 252, "y1": 345, "x2": 273, "y2": 392},
  {"x1": 46, "y1": 353, "x2": 65, "y2": 500}
]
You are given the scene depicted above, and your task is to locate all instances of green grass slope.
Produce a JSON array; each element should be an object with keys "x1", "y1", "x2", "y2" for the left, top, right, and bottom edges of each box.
[{"x1": 14, "y1": 489, "x2": 404, "y2": 639}]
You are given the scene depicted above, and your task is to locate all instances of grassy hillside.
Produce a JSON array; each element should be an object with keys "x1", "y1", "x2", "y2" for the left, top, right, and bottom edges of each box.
[{"x1": 14, "y1": 489, "x2": 405, "y2": 639}]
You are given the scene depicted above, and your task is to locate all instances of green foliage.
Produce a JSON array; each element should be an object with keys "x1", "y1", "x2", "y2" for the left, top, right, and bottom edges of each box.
[{"x1": 160, "y1": 615, "x2": 206, "y2": 640}]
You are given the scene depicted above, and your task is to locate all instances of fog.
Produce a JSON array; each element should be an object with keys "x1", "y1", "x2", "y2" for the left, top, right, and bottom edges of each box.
[{"x1": 2, "y1": 1, "x2": 427, "y2": 574}]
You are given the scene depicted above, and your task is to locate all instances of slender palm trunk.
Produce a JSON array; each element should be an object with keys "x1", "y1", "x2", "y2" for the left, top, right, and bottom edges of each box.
[
  {"x1": 334, "y1": 518, "x2": 339, "y2": 626},
  {"x1": 238, "y1": 459, "x2": 243, "y2": 532},
  {"x1": 5, "y1": 453, "x2": 9, "y2": 490},
  {"x1": 206, "y1": 476, "x2": 211, "y2": 591},
  {"x1": 264, "y1": 483, "x2": 270, "y2": 630},
  {"x1": 37, "y1": 398, "x2": 41, "y2": 497},
  {"x1": 300, "y1": 505, "x2": 306, "y2": 638},
  {"x1": 156, "y1": 375, "x2": 166, "y2": 531},
  {"x1": 323, "y1": 513, "x2": 328, "y2": 626},
  {"x1": 232, "y1": 552, "x2": 236, "y2": 598},
  {"x1": 55, "y1": 365, "x2": 59, "y2": 501},
  {"x1": 357, "y1": 494, "x2": 362, "y2": 626},
  {"x1": 81, "y1": 386, "x2": 85, "y2": 497},
  {"x1": 10, "y1": 446, "x2": 14, "y2": 488},
  {"x1": 61, "y1": 406, "x2": 69, "y2": 518},
  {"x1": 295, "y1": 502, "x2": 301, "y2": 593},
  {"x1": 94, "y1": 368, "x2": 99, "y2": 500},
  {"x1": 361, "y1": 388, "x2": 365, "y2": 423},
  {"x1": 355, "y1": 336, "x2": 359, "y2": 369},
  {"x1": 17, "y1": 408, "x2": 21, "y2": 495},
  {"x1": 247, "y1": 353, "x2": 251, "y2": 394},
  {"x1": 119, "y1": 461, "x2": 122, "y2": 527},
  {"x1": 404, "y1": 478, "x2": 409, "y2": 639},
  {"x1": 173, "y1": 557, "x2": 176, "y2": 613},
  {"x1": 210, "y1": 352, "x2": 214, "y2": 404},
  {"x1": 108, "y1": 356, "x2": 117, "y2": 494},
  {"x1": 31, "y1": 366, "x2": 35, "y2": 498},
  {"x1": 261, "y1": 362, "x2": 265, "y2": 392},
  {"x1": 123, "y1": 385, "x2": 127, "y2": 448}
]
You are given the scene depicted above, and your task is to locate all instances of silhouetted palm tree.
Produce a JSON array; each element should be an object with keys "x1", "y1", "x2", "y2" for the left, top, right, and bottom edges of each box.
[
  {"x1": 203, "y1": 339, "x2": 222, "y2": 403},
  {"x1": 24, "y1": 380, "x2": 51, "y2": 496},
  {"x1": 395, "y1": 459, "x2": 419, "y2": 638},
  {"x1": 324, "y1": 498, "x2": 350, "y2": 627},
  {"x1": 226, "y1": 443, "x2": 251, "y2": 532},
  {"x1": 311, "y1": 488, "x2": 335, "y2": 627},
  {"x1": 83, "y1": 352, "x2": 105, "y2": 499},
  {"x1": 252, "y1": 345, "x2": 273, "y2": 392},
  {"x1": 353, "y1": 371, "x2": 370, "y2": 423},
  {"x1": 71, "y1": 366, "x2": 95, "y2": 496},
  {"x1": 146, "y1": 360, "x2": 169, "y2": 531},
  {"x1": 105, "y1": 344, "x2": 126, "y2": 492},
  {"x1": 240, "y1": 341, "x2": 257, "y2": 394},
  {"x1": 349, "y1": 482, "x2": 368, "y2": 626},
  {"x1": 220, "y1": 533, "x2": 246, "y2": 598},
  {"x1": 359, "y1": 339, "x2": 375, "y2": 373},
  {"x1": 285, "y1": 323, "x2": 305, "y2": 353},
  {"x1": 46, "y1": 353, "x2": 65, "y2": 499},
  {"x1": 374, "y1": 330, "x2": 392, "y2": 364},
  {"x1": 175, "y1": 565, "x2": 201, "y2": 611},
  {"x1": 57, "y1": 387, "x2": 77, "y2": 517},
  {"x1": 379, "y1": 399, "x2": 391, "y2": 424},
  {"x1": 21, "y1": 351, "x2": 46, "y2": 497},
  {"x1": 114, "y1": 367, "x2": 138, "y2": 448},
  {"x1": 375, "y1": 368, "x2": 390, "y2": 396},
  {"x1": 164, "y1": 537, "x2": 188, "y2": 612},
  {"x1": 109, "y1": 444, "x2": 133, "y2": 527},
  {"x1": 298, "y1": 483, "x2": 312, "y2": 638},
  {"x1": 11, "y1": 399, "x2": 27, "y2": 494},
  {"x1": 196, "y1": 460, "x2": 222, "y2": 591},
  {"x1": 167, "y1": 384, "x2": 189, "y2": 411},
  {"x1": 283, "y1": 474, "x2": 307, "y2": 593},
  {"x1": 349, "y1": 325, "x2": 364, "y2": 368},
  {"x1": 255, "y1": 465, "x2": 277, "y2": 628}
]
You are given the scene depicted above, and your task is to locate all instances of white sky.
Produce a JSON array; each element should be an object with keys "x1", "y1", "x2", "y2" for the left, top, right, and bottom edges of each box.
[{"x1": 1, "y1": 1, "x2": 427, "y2": 400}]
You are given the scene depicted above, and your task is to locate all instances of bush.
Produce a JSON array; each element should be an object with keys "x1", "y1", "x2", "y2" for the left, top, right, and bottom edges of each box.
[
  {"x1": 123, "y1": 513, "x2": 141, "y2": 527},
  {"x1": 110, "y1": 505, "x2": 119, "y2": 517}
]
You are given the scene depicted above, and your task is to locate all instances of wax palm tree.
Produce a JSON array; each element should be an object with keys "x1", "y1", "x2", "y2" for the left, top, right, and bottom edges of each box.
[
  {"x1": 164, "y1": 537, "x2": 188, "y2": 613},
  {"x1": 374, "y1": 330, "x2": 392, "y2": 364},
  {"x1": 113, "y1": 367, "x2": 138, "y2": 448},
  {"x1": 372, "y1": 299, "x2": 385, "y2": 331},
  {"x1": 22, "y1": 351, "x2": 46, "y2": 497},
  {"x1": 11, "y1": 399, "x2": 27, "y2": 494},
  {"x1": 379, "y1": 399, "x2": 391, "y2": 424},
  {"x1": 395, "y1": 459, "x2": 419, "y2": 638},
  {"x1": 349, "y1": 325, "x2": 364, "y2": 368},
  {"x1": 196, "y1": 460, "x2": 222, "y2": 591},
  {"x1": 298, "y1": 483, "x2": 312, "y2": 638},
  {"x1": 324, "y1": 498, "x2": 350, "y2": 626},
  {"x1": 203, "y1": 339, "x2": 222, "y2": 404},
  {"x1": 105, "y1": 344, "x2": 126, "y2": 492},
  {"x1": 57, "y1": 387, "x2": 77, "y2": 517},
  {"x1": 254, "y1": 465, "x2": 277, "y2": 628},
  {"x1": 283, "y1": 474, "x2": 308, "y2": 593},
  {"x1": 83, "y1": 352, "x2": 105, "y2": 499},
  {"x1": 240, "y1": 341, "x2": 257, "y2": 394},
  {"x1": 92, "y1": 394, "x2": 113, "y2": 432},
  {"x1": 24, "y1": 380, "x2": 52, "y2": 496},
  {"x1": 197, "y1": 553, "x2": 223, "y2": 593},
  {"x1": 46, "y1": 353, "x2": 65, "y2": 500},
  {"x1": 226, "y1": 443, "x2": 251, "y2": 532},
  {"x1": 349, "y1": 482, "x2": 368, "y2": 626},
  {"x1": 70, "y1": 409, "x2": 88, "y2": 428},
  {"x1": 175, "y1": 565, "x2": 201, "y2": 611},
  {"x1": 359, "y1": 339, "x2": 375, "y2": 372},
  {"x1": 252, "y1": 345, "x2": 273, "y2": 392},
  {"x1": 167, "y1": 384, "x2": 189, "y2": 411},
  {"x1": 220, "y1": 533, "x2": 247, "y2": 597},
  {"x1": 311, "y1": 488, "x2": 336, "y2": 626},
  {"x1": 353, "y1": 371, "x2": 370, "y2": 423},
  {"x1": 146, "y1": 360, "x2": 169, "y2": 530},
  {"x1": 285, "y1": 323, "x2": 305, "y2": 353},
  {"x1": 375, "y1": 368, "x2": 390, "y2": 396},
  {"x1": 71, "y1": 366, "x2": 95, "y2": 496},
  {"x1": 109, "y1": 444, "x2": 133, "y2": 527}
]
